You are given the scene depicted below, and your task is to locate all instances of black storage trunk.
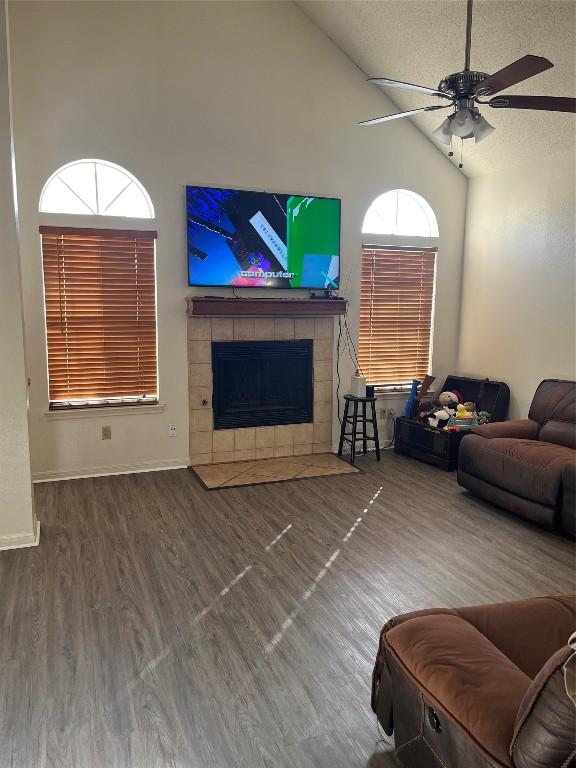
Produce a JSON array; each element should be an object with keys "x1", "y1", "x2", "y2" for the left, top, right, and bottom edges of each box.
[{"x1": 394, "y1": 375, "x2": 510, "y2": 471}]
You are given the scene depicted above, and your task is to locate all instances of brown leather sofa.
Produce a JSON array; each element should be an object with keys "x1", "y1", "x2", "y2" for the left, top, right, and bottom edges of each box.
[
  {"x1": 458, "y1": 379, "x2": 576, "y2": 536},
  {"x1": 371, "y1": 595, "x2": 576, "y2": 768}
]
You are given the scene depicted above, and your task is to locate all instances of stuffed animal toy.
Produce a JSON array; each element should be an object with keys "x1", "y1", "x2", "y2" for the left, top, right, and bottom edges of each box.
[
  {"x1": 477, "y1": 410, "x2": 491, "y2": 424},
  {"x1": 455, "y1": 404, "x2": 474, "y2": 420},
  {"x1": 418, "y1": 402, "x2": 436, "y2": 421},
  {"x1": 438, "y1": 391, "x2": 459, "y2": 408},
  {"x1": 428, "y1": 408, "x2": 453, "y2": 429},
  {"x1": 417, "y1": 390, "x2": 461, "y2": 427},
  {"x1": 418, "y1": 390, "x2": 457, "y2": 415}
]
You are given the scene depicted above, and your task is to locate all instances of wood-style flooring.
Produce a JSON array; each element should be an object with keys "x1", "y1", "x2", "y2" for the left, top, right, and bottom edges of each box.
[{"x1": 1, "y1": 451, "x2": 574, "y2": 768}]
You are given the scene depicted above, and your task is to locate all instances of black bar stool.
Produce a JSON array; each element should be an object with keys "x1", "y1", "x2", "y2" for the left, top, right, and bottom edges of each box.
[{"x1": 337, "y1": 394, "x2": 381, "y2": 465}]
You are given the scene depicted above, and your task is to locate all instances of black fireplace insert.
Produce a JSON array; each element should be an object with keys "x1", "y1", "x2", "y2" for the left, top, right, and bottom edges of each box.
[{"x1": 212, "y1": 340, "x2": 313, "y2": 429}]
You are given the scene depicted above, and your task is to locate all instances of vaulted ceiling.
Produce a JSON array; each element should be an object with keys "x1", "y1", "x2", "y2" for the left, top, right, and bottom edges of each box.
[{"x1": 298, "y1": 0, "x2": 576, "y2": 176}]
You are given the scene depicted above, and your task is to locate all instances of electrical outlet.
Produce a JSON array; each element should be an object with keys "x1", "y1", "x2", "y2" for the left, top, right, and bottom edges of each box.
[
  {"x1": 388, "y1": 408, "x2": 396, "y2": 419},
  {"x1": 168, "y1": 423, "x2": 177, "y2": 436},
  {"x1": 102, "y1": 425, "x2": 112, "y2": 440}
]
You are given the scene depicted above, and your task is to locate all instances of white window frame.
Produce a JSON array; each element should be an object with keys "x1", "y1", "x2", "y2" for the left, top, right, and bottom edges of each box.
[
  {"x1": 39, "y1": 159, "x2": 155, "y2": 219},
  {"x1": 359, "y1": 189, "x2": 440, "y2": 392},
  {"x1": 362, "y1": 188, "x2": 439, "y2": 238}
]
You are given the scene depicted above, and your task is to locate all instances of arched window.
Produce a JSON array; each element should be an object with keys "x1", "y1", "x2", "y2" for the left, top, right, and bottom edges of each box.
[
  {"x1": 362, "y1": 189, "x2": 438, "y2": 237},
  {"x1": 39, "y1": 159, "x2": 154, "y2": 218},
  {"x1": 359, "y1": 189, "x2": 438, "y2": 388},
  {"x1": 39, "y1": 160, "x2": 158, "y2": 410}
]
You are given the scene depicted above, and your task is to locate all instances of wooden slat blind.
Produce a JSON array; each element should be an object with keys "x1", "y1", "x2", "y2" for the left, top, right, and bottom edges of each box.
[
  {"x1": 40, "y1": 226, "x2": 158, "y2": 408},
  {"x1": 358, "y1": 247, "x2": 437, "y2": 387}
]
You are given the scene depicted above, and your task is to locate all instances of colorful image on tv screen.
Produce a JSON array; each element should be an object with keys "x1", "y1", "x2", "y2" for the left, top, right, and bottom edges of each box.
[{"x1": 186, "y1": 186, "x2": 340, "y2": 288}]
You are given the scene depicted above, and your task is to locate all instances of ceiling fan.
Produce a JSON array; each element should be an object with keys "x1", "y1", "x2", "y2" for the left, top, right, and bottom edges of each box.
[{"x1": 359, "y1": 0, "x2": 576, "y2": 160}]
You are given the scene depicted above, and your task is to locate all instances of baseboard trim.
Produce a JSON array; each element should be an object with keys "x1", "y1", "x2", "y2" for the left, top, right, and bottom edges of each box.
[
  {"x1": 32, "y1": 459, "x2": 190, "y2": 483},
  {"x1": 0, "y1": 521, "x2": 41, "y2": 551}
]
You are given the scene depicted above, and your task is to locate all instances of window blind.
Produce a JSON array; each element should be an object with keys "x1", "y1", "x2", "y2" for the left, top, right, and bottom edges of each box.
[
  {"x1": 358, "y1": 246, "x2": 437, "y2": 387},
  {"x1": 40, "y1": 226, "x2": 158, "y2": 408}
]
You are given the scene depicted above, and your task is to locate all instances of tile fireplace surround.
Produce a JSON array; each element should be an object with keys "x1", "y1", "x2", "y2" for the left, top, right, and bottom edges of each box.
[{"x1": 186, "y1": 298, "x2": 346, "y2": 466}]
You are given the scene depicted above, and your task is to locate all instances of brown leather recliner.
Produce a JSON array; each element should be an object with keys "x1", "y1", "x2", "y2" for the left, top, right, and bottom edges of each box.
[
  {"x1": 458, "y1": 379, "x2": 576, "y2": 536},
  {"x1": 371, "y1": 595, "x2": 576, "y2": 768}
]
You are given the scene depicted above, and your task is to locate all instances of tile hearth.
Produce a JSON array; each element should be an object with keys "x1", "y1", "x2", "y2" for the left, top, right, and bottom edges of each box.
[
  {"x1": 191, "y1": 452, "x2": 358, "y2": 489},
  {"x1": 188, "y1": 314, "x2": 335, "y2": 466}
]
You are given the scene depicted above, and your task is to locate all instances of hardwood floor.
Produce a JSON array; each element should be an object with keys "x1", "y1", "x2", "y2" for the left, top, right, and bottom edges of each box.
[{"x1": 1, "y1": 451, "x2": 573, "y2": 767}]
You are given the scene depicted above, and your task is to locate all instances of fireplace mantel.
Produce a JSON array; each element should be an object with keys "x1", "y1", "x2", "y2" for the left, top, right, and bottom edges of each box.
[{"x1": 186, "y1": 296, "x2": 347, "y2": 317}]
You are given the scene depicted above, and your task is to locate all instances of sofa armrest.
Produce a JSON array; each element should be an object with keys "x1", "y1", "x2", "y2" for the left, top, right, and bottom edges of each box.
[
  {"x1": 559, "y1": 463, "x2": 576, "y2": 537},
  {"x1": 511, "y1": 646, "x2": 575, "y2": 768},
  {"x1": 371, "y1": 607, "x2": 458, "y2": 732},
  {"x1": 472, "y1": 419, "x2": 540, "y2": 440},
  {"x1": 386, "y1": 614, "x2": 531, "y2": 767}
]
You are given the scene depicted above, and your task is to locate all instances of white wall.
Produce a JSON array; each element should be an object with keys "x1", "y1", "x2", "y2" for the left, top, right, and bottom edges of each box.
[
  {"x1": 8, "y1": 1, "x2": 466, "y2": 479},
  {"x1": 0, "y1": 1, "x2": 38, "y2": 546},
  {"x1": 458, "y1": 150, "x2": 576, "y2": 419}
]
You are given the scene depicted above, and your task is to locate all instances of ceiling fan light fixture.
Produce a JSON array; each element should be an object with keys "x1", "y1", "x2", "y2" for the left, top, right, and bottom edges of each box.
[
  {"x1": 451, "y1": 107, "x2": 476, "y2": 137},
  {"x1": 360, "y1": 0, "x2": 576, "y2": 156},
  {"x1": 431, "y1": 115, "x2": 454, "y2": 145},
  {"x1": 471, "y1": 113, "x2": 496, "y2": 142}
]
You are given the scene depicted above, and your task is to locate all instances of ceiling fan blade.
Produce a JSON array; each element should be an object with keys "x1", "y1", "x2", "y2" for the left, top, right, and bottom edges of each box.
[
  {"x1": 358, "y1": 104, "x2": 452, "y2": 126},
  {"x1": 367, "y1": 77, "x2": 453, "y2": 100},
  {"x1": 473, "y1": 55, "x2": 553, "y2": 96},
  {"x1": 489, "y1": 95, "x2": 576, "y2": 112}
]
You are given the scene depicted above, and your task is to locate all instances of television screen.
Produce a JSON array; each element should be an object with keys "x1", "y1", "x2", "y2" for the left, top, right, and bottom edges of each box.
[{"x1": 186, "y1": 186, "x2": 340, "y2": 288}]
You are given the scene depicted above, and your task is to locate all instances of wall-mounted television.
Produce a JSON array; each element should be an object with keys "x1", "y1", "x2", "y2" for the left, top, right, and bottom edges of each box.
[{"x1": 186, "y1": 185, "x2": 340, "y2": 289}]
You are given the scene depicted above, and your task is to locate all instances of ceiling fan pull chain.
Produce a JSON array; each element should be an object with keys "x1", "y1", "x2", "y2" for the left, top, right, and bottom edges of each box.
[
  {"x1": 459, "y1": 139, "x2": 464, "y2": 169},
  {"x1": 448, "y1": 136, "x2": 454, "y2": 158}
]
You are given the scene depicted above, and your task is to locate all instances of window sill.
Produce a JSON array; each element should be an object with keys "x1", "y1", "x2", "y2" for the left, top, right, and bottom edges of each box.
[
  {"x1": 374, "y1": 389, "x2": 436, "y2": 400},
  {"x1": 43, "y1": 402, "x2": 166, "y2": 420}
]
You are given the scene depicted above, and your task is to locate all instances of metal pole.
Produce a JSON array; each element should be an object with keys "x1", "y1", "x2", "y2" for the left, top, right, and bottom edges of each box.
[{"x1": 464, "y1": 0, "x2": 473, "y2": 71}]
